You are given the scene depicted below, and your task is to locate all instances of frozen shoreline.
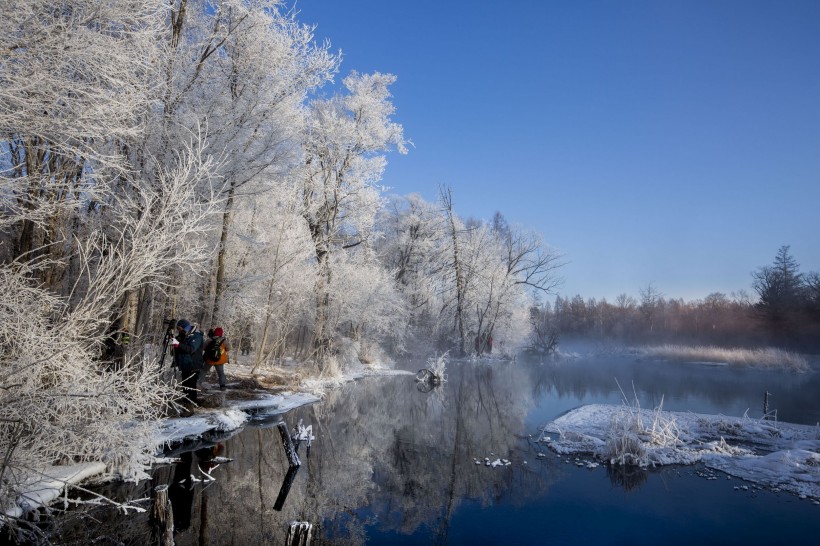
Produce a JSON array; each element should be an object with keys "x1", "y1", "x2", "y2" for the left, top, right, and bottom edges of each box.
[
  {"x1": 6, "y1": 363, "x2": 413, "y2": 521},
  {"x1": 542, "y1": 403, "x2": 820, "y2": 501}
]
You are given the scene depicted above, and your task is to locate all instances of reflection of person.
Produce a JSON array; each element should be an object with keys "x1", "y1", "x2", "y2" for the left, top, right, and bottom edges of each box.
[
  {"x1": 168, "y1": 452, "x2": 194, "y2": 531},
  {"x1": 196, "y1": 442, "x2": 225, "y2": 477},
  {"x1": 201, "y1": 327, "x2": 229, "y2": 389},
  {"x1": 172, "y1": 319, "x2": 204, "y2": 410}
]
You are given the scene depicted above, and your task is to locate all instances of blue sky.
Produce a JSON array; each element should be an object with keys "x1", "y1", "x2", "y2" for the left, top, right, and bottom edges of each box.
[{"x1": 296, "y1": 0, "x2": 820, "y2": 301}]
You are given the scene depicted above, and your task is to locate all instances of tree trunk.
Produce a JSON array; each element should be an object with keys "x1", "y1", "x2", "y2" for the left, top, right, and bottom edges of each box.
[
  {"x1": 441, "y1": 187, "x2": 466, "y2": 357},
  {"x1": 312, "y1": 254, "x2": 332, "y2": 364},
  {"x1": 212, "y1": 180, "x2": 236, "y2": 325}
]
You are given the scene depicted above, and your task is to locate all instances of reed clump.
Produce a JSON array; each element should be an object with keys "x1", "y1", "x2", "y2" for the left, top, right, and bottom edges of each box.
[{"x1": 639, "y1": 345, "x2": 809, "y2": 373}]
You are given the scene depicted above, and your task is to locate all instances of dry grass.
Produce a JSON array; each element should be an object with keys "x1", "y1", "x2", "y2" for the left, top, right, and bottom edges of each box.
[
  {"x1": 639, "y1": 344, "x2": 809, "y2": 372},
  {"x1": 604, "y1": 382, "x2": 683, "y2": 467},
  {"x1": 426, "y1": 352, "x2": 449, "y2": 382}
]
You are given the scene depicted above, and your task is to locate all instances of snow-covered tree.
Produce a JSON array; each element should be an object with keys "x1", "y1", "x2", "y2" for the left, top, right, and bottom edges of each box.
[
  {"x1": 374, "y1": 193, "x2": 449, "y2": 346},
  {"x1": 170, "y1": 1, "x2": 338, "y2": 325},
  {"x1": 0, "y1": 0, "x2": 229, "y2": 520},
  {"x1": 299, "y1": 71, "x2": 407, "y2": 365}
]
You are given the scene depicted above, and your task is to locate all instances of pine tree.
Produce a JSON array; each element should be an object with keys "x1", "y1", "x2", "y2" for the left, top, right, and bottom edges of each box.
[{"x1": 752, "y1": 245, "x2": 804, "y2": 341}]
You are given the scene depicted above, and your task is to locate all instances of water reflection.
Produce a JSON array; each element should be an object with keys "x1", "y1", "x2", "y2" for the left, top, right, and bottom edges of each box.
[
  {"x1": 168, "y1": 452, "x2": 195, "y2": 532},
  {"x1": 517, "y1": 355, "x2": 820, "y2": 424},
  {"x1": 46, "y1": 355, "x2": 820, "y2": 544},
  {"x1": 606, "y1": 462, "x2": 648, "y2": 492}
]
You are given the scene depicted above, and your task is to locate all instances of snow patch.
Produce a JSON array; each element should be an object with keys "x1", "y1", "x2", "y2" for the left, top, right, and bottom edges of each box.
[
  {"x1": 542, "y1": 404, "x2": 820, "y2": 499},
  {"x1": 5, "y1": 463, "x2": 107, "y2": 519}
]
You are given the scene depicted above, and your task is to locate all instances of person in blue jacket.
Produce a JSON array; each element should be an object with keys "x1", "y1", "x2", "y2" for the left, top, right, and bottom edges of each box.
[{"x1": 171, "y1": 318, "x2": 204, "y2": 412}]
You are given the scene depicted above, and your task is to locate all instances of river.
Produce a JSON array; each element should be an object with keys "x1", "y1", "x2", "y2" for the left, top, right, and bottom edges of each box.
[{"x1": 43, "y1": 353, "x2": 820, "y2": 545}]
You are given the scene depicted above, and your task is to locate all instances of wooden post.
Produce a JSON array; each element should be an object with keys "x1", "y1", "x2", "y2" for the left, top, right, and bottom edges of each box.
[
  {"x1": 277, "y1": 421, "x2": 301, "y2": 468},
  {"x1": 152, "y1": 484, "x2": 174, "y2": 546},
  {"x1": 285, "y1": 521, "x2": 313, "y2": 546}
]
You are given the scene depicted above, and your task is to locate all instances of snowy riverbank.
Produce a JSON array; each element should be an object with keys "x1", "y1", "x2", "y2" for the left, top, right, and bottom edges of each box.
[
  {"x1": 7, "y1": 362, "x2": 413, "y2": 522},
  {"x1": 541, "y1": 404, "x2": 820, "y2": 501}
]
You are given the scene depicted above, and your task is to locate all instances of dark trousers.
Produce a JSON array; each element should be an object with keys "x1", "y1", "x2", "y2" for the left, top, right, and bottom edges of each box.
[{"x1": 181, "y1": 369, "x2": 200, "y2": 404}]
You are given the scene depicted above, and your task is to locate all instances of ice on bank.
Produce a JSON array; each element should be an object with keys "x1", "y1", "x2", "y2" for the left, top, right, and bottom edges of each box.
[
  {"x1": 541, "y1": 404, "x2": 820, "y2": 499},
  {"x1": 5, "y1": 390, "x2": 320, "y2": 521}
]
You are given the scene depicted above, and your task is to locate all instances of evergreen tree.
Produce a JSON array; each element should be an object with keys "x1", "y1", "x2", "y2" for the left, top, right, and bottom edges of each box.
[{"x1": 752, "y1": 245, "x2": 804, "y2": 342}]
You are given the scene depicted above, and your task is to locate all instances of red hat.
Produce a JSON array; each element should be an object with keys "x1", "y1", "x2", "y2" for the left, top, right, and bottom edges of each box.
[{"x1": 214, "y1": 327, "x2": 224, "y2": 337}]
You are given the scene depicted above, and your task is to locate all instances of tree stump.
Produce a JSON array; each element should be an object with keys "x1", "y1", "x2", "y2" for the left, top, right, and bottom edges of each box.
[
  {"x1": 285, "y1": 521, "x2": 313, "y2": 546},
  {"x1": 152, "y1": 484, "x2": 174, "y2": 546}
]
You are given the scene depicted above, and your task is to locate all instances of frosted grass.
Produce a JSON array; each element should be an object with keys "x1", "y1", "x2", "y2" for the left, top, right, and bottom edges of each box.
[{"x1": 638, "y1": 345, "x2": 809, "y2": 373}]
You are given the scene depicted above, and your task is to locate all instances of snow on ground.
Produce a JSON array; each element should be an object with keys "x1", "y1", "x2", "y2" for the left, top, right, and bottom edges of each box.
[
  {"x1": 302, "y1": 367, "x2": 413, "y2": 394},
  {"x1": 4, "y1": 462, "x2": 109, "y2": 522},
  {"x1": 6, "y1": 363, "x2": 403, "y2": 519},
  {"x1": 541, "y1": 404, "x2": 820, "y2": 499},
  {"x1": 6, "y1": 392, "x2": 319, "y2": 520}
]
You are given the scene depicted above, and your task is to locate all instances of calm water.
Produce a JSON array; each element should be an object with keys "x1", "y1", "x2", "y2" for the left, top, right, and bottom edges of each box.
[{"x1": 46, "y1": 355, "x2": 820, "y2": 545}]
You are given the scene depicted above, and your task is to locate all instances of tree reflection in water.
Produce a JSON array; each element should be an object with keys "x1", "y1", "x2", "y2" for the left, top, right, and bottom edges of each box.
[
  {"x1": 43, "y1": 355, "x2": 820, "y2": 544},
  {"x1": 606, "y1": 463, "x2": 649, "y2": 492}
]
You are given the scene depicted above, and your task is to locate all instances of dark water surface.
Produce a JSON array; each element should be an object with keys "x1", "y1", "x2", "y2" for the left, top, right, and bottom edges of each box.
[{"x1": 48, "y1": 355, "x2": 820, "y2": 545}]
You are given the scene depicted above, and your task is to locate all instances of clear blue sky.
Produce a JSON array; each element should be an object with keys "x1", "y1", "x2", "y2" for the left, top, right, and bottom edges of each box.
[{"x1": 296, "y1": 0, "x2": 820, "y2": 302}]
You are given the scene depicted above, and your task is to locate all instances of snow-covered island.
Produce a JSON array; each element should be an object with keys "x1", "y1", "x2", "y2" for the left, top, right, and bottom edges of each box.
[{"x1": 541, "y1": 403, "x2": 820, "y2": 501}]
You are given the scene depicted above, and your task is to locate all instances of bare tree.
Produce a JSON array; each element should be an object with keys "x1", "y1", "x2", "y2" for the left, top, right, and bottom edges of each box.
[{"x1": 639, "y1": 282, "x2": 663, "y2": 334}]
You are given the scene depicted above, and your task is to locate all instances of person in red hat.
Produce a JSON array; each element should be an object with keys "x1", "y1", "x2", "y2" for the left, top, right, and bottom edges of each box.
[{"x1": 201, "y1": 326, "x2": 230, "y2": 389}]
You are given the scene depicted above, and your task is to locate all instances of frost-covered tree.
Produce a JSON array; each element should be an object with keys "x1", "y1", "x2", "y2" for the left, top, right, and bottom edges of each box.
[
  {"x1": 378, "y1": 193, "x2": 445, "y2": 294},
  {"x1": 215, "y1": 192, "x2": 315, "y2": 372},
  {"x1": 0, "y1": 133, "x2": 221, "y2": 527},
  {"x1": 1, "y1": 0, "x2": 167, "y2": 272},
  {"x1": 325, "y1": 249, "x2": 409, "y2": 364},
  {"x1": 0, "y1": 0, "x2": 227, "y2": 522},
  {"x1": 439, "y1": 186, "x2": 469, "y2": 355},
  {"x1": 299, "y1": 71, "x2": 407, "y2": 365},
  {"x1": 374, "y1": 193, "x2": 451, "y2": 352},
  {"x1": 176, "y1": 2, "x2": 338, "y2": 325}
]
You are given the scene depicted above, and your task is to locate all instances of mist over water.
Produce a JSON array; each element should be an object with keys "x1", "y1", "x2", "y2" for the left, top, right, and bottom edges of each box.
[
  {"x1": 515, "y1": 348, "x2": 820, "y2": 427},
  {"x1": 46, "y1": 354, "x2": 820, "y2": 544}
]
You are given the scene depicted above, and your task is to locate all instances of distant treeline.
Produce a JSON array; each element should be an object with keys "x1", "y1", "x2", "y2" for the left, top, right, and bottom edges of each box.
[{"x1": 531, "y1": 246, "x2": 820, "y2": 352}]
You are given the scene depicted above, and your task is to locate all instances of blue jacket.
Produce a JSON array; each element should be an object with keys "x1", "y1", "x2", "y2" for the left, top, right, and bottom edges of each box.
[{"x1": 173, "y1": 330, "x2": 204, "y2": 372}]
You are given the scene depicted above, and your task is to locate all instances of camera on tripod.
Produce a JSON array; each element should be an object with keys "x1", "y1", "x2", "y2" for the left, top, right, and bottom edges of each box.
[{"x1": 158, "y1": 318, "x2": 178, "y2": 369}]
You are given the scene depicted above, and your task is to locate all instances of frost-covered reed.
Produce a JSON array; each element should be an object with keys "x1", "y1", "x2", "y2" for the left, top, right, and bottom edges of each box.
[
  {"x1": 604, "y1": 383, "x2": 683, "y2": 467},
  {"x1": 638, "y1": 345, "x2": 809, "y2": 373},
  {"x1": 426, "y1": 352, "x2": 448, "y2": 383}
]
